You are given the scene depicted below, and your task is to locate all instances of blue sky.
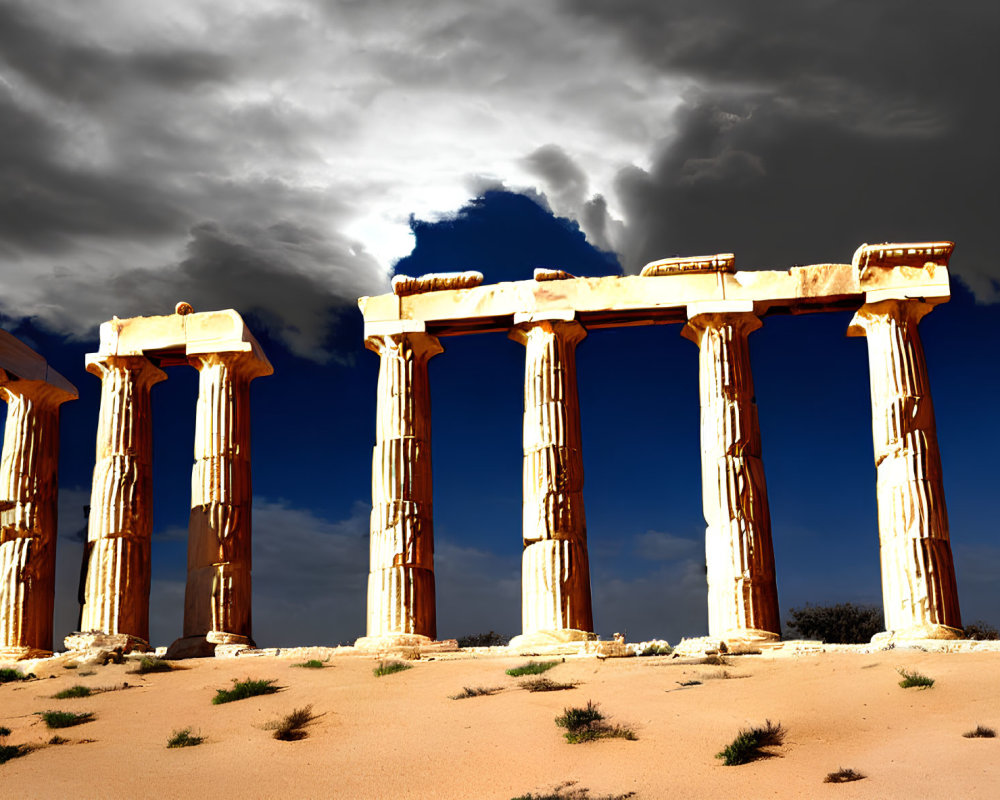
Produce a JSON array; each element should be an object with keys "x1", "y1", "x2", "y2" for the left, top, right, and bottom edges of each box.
[{"x1": 0, "y1": 1, "x2": 997, "y2": 646}]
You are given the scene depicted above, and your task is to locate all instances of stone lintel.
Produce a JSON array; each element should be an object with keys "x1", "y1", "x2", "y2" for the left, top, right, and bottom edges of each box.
[
  {"x1": 852, "y1": 241, "x2": 954, "y2": 270},
  {"x1": 363, "y1": 319, "x2": 428, "y2": 339},
  {"x1": 0, "y1": 331, "x2": 78, "y2": 400},
  {"x1": 512, "y1": 309, "x2": 576, "y2": 325},
  {"x1": 685, "y1": 299, "x2": 756, "y2": 319},
  {"x1": 94, "y1": 308, "x2": 272, "y2": 375}
]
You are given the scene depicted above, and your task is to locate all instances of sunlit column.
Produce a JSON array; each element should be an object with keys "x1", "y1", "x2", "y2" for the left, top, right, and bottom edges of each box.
[
  {"x1": 848, "y1": 299, "x2": 961, "y2": 638},
  {"x1": 509, "y1": 314, "x2": 594, "y2": 643},
  {"x1": 362, "y1": 330, "x2": 442, "y2": 642},
  {"x1": 180, "y1": 351, "x2": 268, "y2": 650},
  {"x1": 79, "y1": 355, "x2": 166, "y2": 643},
  {"x1": 682, "y1": 302, "x2": 780, "y2": 642},
  {"x1": 0, "y1": 381, "x2": 74, "y2": 656}
]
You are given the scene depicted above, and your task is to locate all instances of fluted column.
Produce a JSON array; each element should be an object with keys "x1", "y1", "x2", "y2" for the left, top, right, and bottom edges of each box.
[
  {"x1": 78, "y1": 355, "x2": 166, "y2": 645},
  {"x1": 173, "y1": 351, "x2": 266, "y2": 655},
  {"x1": 848, "y1": 299, "x2": 961, "y2": 639},
  {"x1": 508, "y1": 314, "x2": 593, "y2": 645},
  {"x1": 682, "y1": 303, "x2": 779, "y2": 642},
  {"x1": 0, "y1": 381, "x2": 73, "y2": 656},
  {"x1": 360, "y1": 330, "x2": 442, "y2": 644}
]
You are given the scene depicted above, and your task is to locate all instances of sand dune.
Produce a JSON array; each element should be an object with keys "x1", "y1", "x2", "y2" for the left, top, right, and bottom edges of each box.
[{"x1": 2, "y1": 649, "x2": 998, "y2": 799}]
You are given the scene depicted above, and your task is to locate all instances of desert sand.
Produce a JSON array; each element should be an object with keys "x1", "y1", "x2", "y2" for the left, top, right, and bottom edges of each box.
[{"x1": 2, "y1": 648, "x2": 998, "y2": 799}]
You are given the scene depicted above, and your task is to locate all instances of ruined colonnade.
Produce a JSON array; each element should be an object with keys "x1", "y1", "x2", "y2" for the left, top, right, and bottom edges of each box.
[{"x1": 358, "y1": 242, "x2": 964, "y2": 647}]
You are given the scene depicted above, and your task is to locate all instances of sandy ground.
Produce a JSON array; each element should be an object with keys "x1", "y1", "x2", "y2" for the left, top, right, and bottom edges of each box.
[{"x1": 1, "y1": 649, "x2": 998, "y2": 799}]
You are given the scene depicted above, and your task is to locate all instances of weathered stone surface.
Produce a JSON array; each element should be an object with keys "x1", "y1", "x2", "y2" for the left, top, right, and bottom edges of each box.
[
  {"x1": 682, "y1": 304, "x2": 780, "y2": 643},
  {"x1": 510, "y1": 317, "x2": 594, "y2": 640},
  {"x1": 849, "y1": 290, "x2": 962, "y2": 639},
  {"x1": 365, "y1": 332, "x2": 441, "y2": 641},
  {"x1": 0, "y1": 333, "x2": 77, "y2": 657},
  {"x1": 672, "y1": 637, "x2": 729, "y2": 658}
]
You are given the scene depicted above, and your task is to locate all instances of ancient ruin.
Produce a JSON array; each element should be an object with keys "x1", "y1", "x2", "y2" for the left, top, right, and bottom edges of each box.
[
  {"x1": 70, "y1": 305, "x2": 272, "y2": 657},
  {"x1": 0, "y1": 333, "x2": 77, "y2": 658},
  {"x1": 358, "y1": 242, "x2": 963, "y2": 646}
]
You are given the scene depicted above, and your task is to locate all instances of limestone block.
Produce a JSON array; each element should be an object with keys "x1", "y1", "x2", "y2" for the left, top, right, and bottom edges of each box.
[
  {"x1": 392, "y1": 271, "x2": 484, "y2": 296},
  {"x1": 641, "y1": 253, "x2": 734, "y2": 276}
]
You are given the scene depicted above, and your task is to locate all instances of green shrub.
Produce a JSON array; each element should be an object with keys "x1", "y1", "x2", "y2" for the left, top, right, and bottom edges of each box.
[
  {"x1": 373, "y1": 660, "x2": 412, "y2": 677},
  {"x1": 824, "y1": 768, "x2": 866, "y2": 783},
  {"x1": 457, "y1": 631, "x2": 511, "y2": 647},
  {"x1": 53, "y1": 685, "x2": 92, "y2": 699},
  {"x1": 450, "y1": 686, "x2": 503, "y2": 699},
  {"x1": 639, "y1": 644, "x2": 672, "y2": 656},
  {"x1": 0, "y1": 668, "x2": 30, "y2": 683},
  {"x1": 212, "y1": 678, "x2": 279, "y2": 705},
  {"x1": 506, "y1": 660, "x2": 559, "y2": 677},
  {"x1": 785, "y1": 603, "x2": 883, "y2": 644},
  {"x1": 716, "y1": 720, "x2": 785, "y2": 765},
  {"x1": 963, "y1": 621, "x2": 999, "y2": 640},
  {"x1": 167, "y1": 728, "x2": 205, "y2": 748},
  {"x1": 0, "y1": 743, "x2": 31, "y2": 765},
  {"x1": 555, "y1": 701, "x2": 637, "y2": 744},
  {"x1": 292, "y1": 659, "x2": 326, "y2": 669},
  {"x1": 40, "y1": 710, "x2": 94, "y2": 729},
  {"x1": 132, "y1": 657, "x2": 174, "y2": 675},
  {"x1": 963, "y1": 725, "x2": 996, "y2": 738},
  {"x1": 268, "y1": 706, "x2": 316, "y2": 741},
  {"x1": 897, "y1": 668, "x2": 934, "y2": 689}
]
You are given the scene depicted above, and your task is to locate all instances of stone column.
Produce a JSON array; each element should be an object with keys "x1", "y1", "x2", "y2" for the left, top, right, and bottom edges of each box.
[
  {"x1": 848, "y1": 299, "x2": 961, "y2": 639},
  {"x1": 167, "y1": 351, "x2": 267, "y2": 658},
  {"x1": 682, "y1": 302, "x2": 780, "y2": 643},
  {"x1": 76, "y1": 355, "x2": 165, "y2": 648},
  {"x1": 508, "y1": 314, "x2": 594, "y2": 647},
  {"x1": 0, "y1": 381, "x2": 73, "y2": 657},
  {"x1": 357, "y1": 330, "x2": 442, "y2": 647}
]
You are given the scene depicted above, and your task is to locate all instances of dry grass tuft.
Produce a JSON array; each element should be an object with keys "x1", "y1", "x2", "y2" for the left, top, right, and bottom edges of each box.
[{"x1": 824, "y1": 767, "x2": 866, "y2": 783}]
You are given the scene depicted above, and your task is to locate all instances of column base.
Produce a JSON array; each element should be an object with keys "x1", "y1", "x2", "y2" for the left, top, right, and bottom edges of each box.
[
  {"x1": 508, "y1": 628, "x2": 597, "y2": 651},
  {"x1": 353, "y1": 634, "x2": 433, "y2": 652},
  {"x1": 165, "y1": 631, "x2": 254, "y2": 660},
  {"x1": 63, "y1": 631, "x2": 151, "y2": 654},
  {"x1": 0, "y1": 646, "x2": 51, "y2": 661},
  {"x1": 872, "y1": 624, "x2": 964, "y2": 643}
]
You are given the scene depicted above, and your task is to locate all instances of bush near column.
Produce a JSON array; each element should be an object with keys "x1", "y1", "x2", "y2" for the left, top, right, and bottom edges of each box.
[{"x1": 785, "y1": 603, "x2": 883, "y2": 644}]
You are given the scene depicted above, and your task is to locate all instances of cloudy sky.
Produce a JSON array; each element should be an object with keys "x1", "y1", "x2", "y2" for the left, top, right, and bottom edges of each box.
[{"x1": 1, "y1": 0, "x2": 998, "y2": 647}]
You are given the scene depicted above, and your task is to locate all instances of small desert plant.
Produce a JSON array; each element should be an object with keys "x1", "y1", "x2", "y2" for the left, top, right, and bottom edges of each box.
[
  {"x1": 132, "y1": 657, "x2": 174, "y2": 675},
  {"x1": 897, "y1": 668, "x2": 934, "y2": 689},
  {"x1": 267, "y1": 706, "x2": 316, "y2": 741},
  {"x1": 963, "y1": 725, "x2": 996, "y2": 738},
  {"x1": 40, "y1": 710, "x2": 95, "y2": 729},
  {"x1": 0, "y1": 743, "x2": 31, "y2": 765},
  {"x1": 0, "y1": 726, "x2": 10, "y2": 737},
  {"x1": 521, "y1": 677, "x2": 577, "y2": 693},
  {"x1": 963, "y1": 621, "x2": 1000, "y2": 640},
  {"x1": 824, "y1": 768, "x2": 866, "y2": 783},
  {"x1": 639, "y1": 644, "x2": 672, "y2": 656},
  {"x1": 511, "y1": 784, "x2": 635, "y2": 800},
  {"x1": 48, "y1": 735, "x2": 69, "y2": 745},
  {"x1": 506, "y1": 660, "x2": 559, "y2": 677},
  {"x1": 457, "y1": 631, "x2": 511, "y2": 647},
  {"x1": 0, "y1": 668, "x2": 31, "y2": 683},
  {"x1": 786, "y1": 602, "x2": 883, "y2": 643},
  {"x1": 677, "y1": 680, "x2": 702, "y2": 687},
  {"x1": 450, "y1": 686, "x2": 503, "y2": 699},
  {"x1": 716, "y1": 720, "x2": 785, "y2": 765},
  {"x1": 373, "y1": 660, "x2": 412, "y2": 677},
  {"x1": 292, "y1": 659, "x2": 326, "y2": 669},
  {"x1": 212, "y1": 678, "x2": 279, "y2": 705},
  {"x1": 555, "y1": 701, "x2": 636, "y2": 744},
  {"x1": 53, "y1": 685, "x2": 92, "y2": 699},
  {"x1": 167, "y1": 728, "x2": 205, "y2": 748}
]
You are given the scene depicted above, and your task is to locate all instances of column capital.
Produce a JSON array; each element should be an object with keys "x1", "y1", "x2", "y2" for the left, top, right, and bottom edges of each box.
[
  {"x1": 365, "y1": 330, "x2": 443, "y2": 361},
  {"x1": 84, "y1": 353, "x2": 167, "y2": 387},
  {"x1": 0, "y1": 376, "x2": 76, "y2": 408},
  {"x1": 508, "y1": 315, "x2": 586, "y2": 348},
  {"x1": 682, "y1": 301, "x2": 761, "y2": 345},
  {"x1": 186, "y1": 348, "x2": 272, "y2": 381},
  {"x1": 847, "y1": 297, "x2": 936, "y2": 338}
]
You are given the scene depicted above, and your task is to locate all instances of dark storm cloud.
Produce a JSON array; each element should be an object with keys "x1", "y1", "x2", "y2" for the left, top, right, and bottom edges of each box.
[{"x1": 566, "y1": 0, "x2": 1000, "y2": 293}]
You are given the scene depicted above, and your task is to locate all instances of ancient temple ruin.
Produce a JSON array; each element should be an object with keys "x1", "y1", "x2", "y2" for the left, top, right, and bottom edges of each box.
[
  {"x1": 358, "y1": 241, "x2": 963, "y2": 647},
  {"x1": 0, "y1": 333, "x2": 77, "y2": 659},
  {"x1": 70, "y1": 305, "x2": 272, "y2": 658}
]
